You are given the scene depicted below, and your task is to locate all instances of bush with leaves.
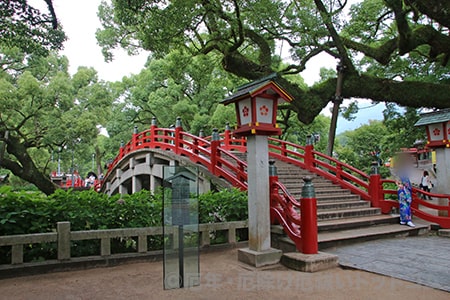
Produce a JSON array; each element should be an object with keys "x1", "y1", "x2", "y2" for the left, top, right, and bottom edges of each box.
[
  {"x1": 0, "y1": 186, "x2": 248, "y2": 262},
  {"x1": 0, "y1": 187, "x2": 163, "y2": 262},
  {"x1": 198, "y1": 188, "x2": 248, "y2": 243},
  {"x1": 198, "y1": 188, "x2": 248, "y2": 223}
]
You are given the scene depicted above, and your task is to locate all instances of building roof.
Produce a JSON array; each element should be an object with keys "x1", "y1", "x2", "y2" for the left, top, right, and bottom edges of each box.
[
  {"x1": 414, "y1": 109, "x2": 450, "y2": 127},
  {"x1": 221, "y1": 74, "x2": 292, "y2": 105}
]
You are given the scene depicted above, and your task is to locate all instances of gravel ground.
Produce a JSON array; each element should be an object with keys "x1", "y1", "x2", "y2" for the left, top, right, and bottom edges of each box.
[{"x1": 0, "y1": 248, "x2": 448, "y2": 300}]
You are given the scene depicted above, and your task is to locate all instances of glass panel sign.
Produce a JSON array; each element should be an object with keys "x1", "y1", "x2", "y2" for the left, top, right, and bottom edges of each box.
[{"x1": 163, "y1": 166, "x2": 199, "y2": 289}]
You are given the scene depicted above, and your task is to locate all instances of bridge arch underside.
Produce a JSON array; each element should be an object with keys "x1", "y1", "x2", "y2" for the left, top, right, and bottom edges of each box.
[{"x1": 101, "y1": 149, "x2": 232, "y2": 196}]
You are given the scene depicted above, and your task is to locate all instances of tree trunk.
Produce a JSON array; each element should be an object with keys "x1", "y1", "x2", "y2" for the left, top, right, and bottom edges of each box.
[
  {"x1": 327, "y1": 62, "x2": 345, "y2": 157},
  {"x1": 0, "y1": 134, "x2": 57, "y2": 195}
]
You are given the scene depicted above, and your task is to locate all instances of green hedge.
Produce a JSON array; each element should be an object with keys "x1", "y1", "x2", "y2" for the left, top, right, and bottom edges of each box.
[{"x1": 0, "y1": 186, "x2": 248, "y2": 263}]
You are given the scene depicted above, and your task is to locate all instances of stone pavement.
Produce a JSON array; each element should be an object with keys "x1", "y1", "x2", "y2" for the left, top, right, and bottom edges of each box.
[{"x1": 329, "y1": 235, "x2": 450, "y2": 292}]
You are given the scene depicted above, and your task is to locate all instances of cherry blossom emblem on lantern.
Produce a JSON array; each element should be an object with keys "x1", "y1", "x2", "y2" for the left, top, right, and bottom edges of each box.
[
  {"x1": 242, "y1": 106, "x2": 249, "y2": 117},
  {"x1": 260, "y1": 105, "x2": 269, "y2": 116}
]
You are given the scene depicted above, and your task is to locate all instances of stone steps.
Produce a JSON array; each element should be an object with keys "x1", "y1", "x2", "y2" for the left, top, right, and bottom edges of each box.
[
  {"x1": 231, "y1": 154, "x2": 429, "y2": 251},
  {"x1": 315, "y1": 194, "x2": 361, "y2": 202},
  {"x1": 273, "y1": 223, "x2": 429, "y2": 252},
  {"x1": 317, "y1": 200, "x2": 371, "y2": 211},
  {"x1": 317, "y1": 214, "x2": 400, "y2": 231},
  {"x1": 269, "y1": 159, "x2": 429, "y2": 252},
  {"x1": 317, "y1": 207, "x2": 381, "y2": 221},
  {"x1": 281, "y1": 183, "x2": 345, "y2": 190}
]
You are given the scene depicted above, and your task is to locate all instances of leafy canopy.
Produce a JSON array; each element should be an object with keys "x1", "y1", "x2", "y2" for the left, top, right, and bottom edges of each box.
[{"x1": 97, "y1": 0, "x2": 450, "y2": 126}]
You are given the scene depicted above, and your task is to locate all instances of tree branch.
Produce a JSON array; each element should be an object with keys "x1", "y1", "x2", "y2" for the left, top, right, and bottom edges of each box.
[
  {"x1": 313, "y1": 0, "x2": 356, "y2": 73},
  {"x1": 405, "y1": 0, "x2": 450, "y2": 29},
  {"x1": 244, "y1": 29, "x2": 272, "y2": 67},
  {"x1": 342, "y1": 36, "x2": 398, "y2": 65}
]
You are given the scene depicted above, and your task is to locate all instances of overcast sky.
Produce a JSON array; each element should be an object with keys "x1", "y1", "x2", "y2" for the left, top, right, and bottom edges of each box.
[{"x1": 48, "y1": 0, "x2": 148, "y2": 82}]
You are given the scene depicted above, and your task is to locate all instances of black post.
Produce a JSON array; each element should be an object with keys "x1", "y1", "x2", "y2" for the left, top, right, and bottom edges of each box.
[{"x1": 327, "y1": 61, "x2": 345, "y2": 157}]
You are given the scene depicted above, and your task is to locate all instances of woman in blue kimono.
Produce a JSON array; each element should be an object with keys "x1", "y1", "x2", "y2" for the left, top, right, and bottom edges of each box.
[{"x1": 397, "y1": 176, "x2": 415, "y2": 227}]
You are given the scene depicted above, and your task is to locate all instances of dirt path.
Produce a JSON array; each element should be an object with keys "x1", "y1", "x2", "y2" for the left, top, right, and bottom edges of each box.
[{"x1": 0, "y1": 248, "x2": 448, "y2": 300}]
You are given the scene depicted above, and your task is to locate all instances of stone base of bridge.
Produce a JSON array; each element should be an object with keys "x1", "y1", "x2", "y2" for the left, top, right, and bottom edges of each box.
[
  {"x1": 237, "y1": 247, "x2": 282, "y2": 268},
  {"x1": 280, "y1": 251, "x2": 338, "y2": 273}
]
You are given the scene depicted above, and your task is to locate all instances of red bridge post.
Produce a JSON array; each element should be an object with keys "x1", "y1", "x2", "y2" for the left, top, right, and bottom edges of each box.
[
  {"x1": 132, "y1": 125, "x2": 138, "y2": 149},
  {"x1": 300, "y1": 176, "x2": 318, "y2": 254},
  {"x1": 119, "y1": 140, "x2": 124, "y2": 159},
  {"x1": 304, "y1": 135, "x2": 315, "y2": 170},
  {"x1": 269, "y1": 160, "x2": 279, "y2": 211},
  {"x1": 368, "y1": 161, "x2": 382, "y2": 209},
  {"x1": 224, "y1": 122, "x2": 231, "y2": 149},
  {"x1": 150, "y1": 117, "x2": 157, "y2": 146},
  {"x1": 210, "y1": 128, "x2": 220, "y2": 175},
  {"x1": 174, "y1": 117, "x2": 183, "y2": 154}
]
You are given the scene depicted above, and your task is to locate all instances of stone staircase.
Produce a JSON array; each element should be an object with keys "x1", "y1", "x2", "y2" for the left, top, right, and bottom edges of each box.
[{"x1": 270, "y1": 160, "x2": 429, "y2": 252}]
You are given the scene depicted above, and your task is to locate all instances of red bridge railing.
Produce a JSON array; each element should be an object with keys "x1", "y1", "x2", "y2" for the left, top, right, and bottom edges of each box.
[
  {"x1": 105, "y1": 121, "x2": 450, "y2": 230},
  {"x1": 107, "y1": 121, "x2": 247, "y2": 190}
]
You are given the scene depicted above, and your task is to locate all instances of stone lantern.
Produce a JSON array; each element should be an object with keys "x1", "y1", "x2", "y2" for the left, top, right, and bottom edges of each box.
[
  {"x1": 415, "y1": 109, "x2": 450, "y2": 149},
  {"x1": 221, "y1": 75, "x2": 293, "y2": 267},
  {"x1": 221, "y1": 76, "x2": 293, "y2": 136},
  {"x1": 415, "y1": 109, "x2": 450, "y2": 216}
]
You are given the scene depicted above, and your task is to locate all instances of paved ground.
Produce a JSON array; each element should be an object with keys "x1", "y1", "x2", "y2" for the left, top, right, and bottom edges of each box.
[
  {"x1": 329, "y1": 235, "x2": 450, "y2": 293},
  {"x1": 0, "y1": 235, "x2": 449, "y2": 300}
]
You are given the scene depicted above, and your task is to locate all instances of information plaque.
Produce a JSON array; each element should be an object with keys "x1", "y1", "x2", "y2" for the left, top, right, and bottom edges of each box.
[{"x1": 163, "y1": 166, "x2": 199, "y2": 289}]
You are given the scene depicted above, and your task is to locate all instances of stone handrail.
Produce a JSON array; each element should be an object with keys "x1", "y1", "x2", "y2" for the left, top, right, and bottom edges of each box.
[{"x1": 0, "y1": 221, "x2": 248, "y2": 266}]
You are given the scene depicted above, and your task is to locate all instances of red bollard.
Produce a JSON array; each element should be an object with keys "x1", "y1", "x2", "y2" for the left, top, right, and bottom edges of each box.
[{"x1": 300, "y1": 176, "x2": 318, "y2": 254}]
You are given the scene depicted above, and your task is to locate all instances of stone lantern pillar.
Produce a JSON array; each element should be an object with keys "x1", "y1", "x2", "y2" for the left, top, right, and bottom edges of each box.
[
  {"x1": 221, "y1": 75, "x2": 293, "y2": 267},
  {"x1": 415, "y1": 109, "x2": 450, "y2": 216}
]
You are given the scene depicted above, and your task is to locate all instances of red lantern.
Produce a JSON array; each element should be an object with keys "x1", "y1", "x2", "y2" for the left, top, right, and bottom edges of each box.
[{"x1": 222, "y1": 78, "x2": 293, "y2": 136}]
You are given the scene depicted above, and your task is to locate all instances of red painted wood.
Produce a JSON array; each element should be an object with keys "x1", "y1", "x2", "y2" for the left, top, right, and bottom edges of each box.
[{"x1": 103, "y1": 126, "x2": 450, "y2": 230}]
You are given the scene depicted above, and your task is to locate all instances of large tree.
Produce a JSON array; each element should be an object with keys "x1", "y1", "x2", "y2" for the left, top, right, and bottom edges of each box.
[
  {"x1": 113, "y1": 50, "x2": 245, "y2": 134},
  {"x1": 96, "y1": 0, "x2": 450, "y2": 125},
  {"x1": 0, "y1": 1, "x2": 115, "y2": 194},
  {"x1": 0, "y1": 0, "x2": 66, "y2": 57},
  {"x1": 0, "y1": 51, "x2": 113, "y2": 195}
]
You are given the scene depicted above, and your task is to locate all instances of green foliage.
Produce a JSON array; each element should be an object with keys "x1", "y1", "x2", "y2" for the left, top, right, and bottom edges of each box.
[
  {"x1": 382, "y1": 104, "x2": 424, "y2": 159},
  {"x1": 335, "y1": 104, "x2": 425, "y2": 178},
  {"x1": 0, "y1": 187, "x2": 159, "y2": 235},
  {"x1": 335, "y1": 120, "x2": 388, "y2": 174},
  {"x1": 0, "y1": 0, "x2": 66, "y2": 57},
  {"x1": 96, "y1": 0, "x2": 450, "y2": 129},
  {"x1": 102, "y1": 50, "x2": 249, "y2": 159},
  {"x1": 198, "y1": 188, "x2": 248, "y2": 223},
  {"x1": 282, "y1": 113, "x2": 331, "y2": 152},
  {"x1": 198, "y1": 188, "x2": 248, "y2": 244},
  {"x1": 0, "y1": 49, "x2": 114, "y2": 194},
  {"x1": 0, "y1": 187, "x2": 49, "y2": 235},
  {"x1": 0, "y1": 187, "x2": 248, "y2": 263}
]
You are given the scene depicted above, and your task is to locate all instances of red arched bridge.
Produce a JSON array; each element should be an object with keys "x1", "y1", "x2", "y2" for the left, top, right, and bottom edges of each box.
[{"x1": 100, "y1": 119, "x2": 450, "y2": 251}]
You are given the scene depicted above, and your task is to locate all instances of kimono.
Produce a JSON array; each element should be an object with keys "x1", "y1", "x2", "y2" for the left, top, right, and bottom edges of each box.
[{"x1": 397, "y1": 176, "x2": 412, "y2": 223}]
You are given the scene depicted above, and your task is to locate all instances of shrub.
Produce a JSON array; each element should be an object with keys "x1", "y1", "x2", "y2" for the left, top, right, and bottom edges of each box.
[
  {"x1": 198, "y1": 188, "x2": 248, "y2": 223},
  {"x1": 0, "y1": 186, "x2": 248, "y2": 263}
]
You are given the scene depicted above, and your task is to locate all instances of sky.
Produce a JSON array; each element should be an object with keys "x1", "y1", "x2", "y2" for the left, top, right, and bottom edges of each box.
[
  {"x1": 49, "y1": 0, "x2": 148, "y2": 82},
  {"x1": 35, "y1": 0, "x2": 383, "y2": 133}
]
